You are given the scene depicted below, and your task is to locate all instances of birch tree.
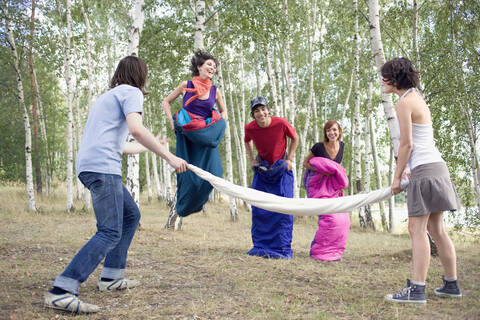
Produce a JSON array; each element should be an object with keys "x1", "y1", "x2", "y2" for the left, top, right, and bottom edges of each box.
[
  {"x1": 79, "y1": 0, "x2": 92, "y2": 210},
  {"x1": 194, "y1": 0, "x2": 205, "y2": 50},
  {"x1": 264, "y1": 47, "x2": 279, "y2": 116},
  {"x1": 3, "y1": 3, "x2": 37, "y2": 212},
  {"x1": 362, "y1": 82, "x2": 375, "y2": 229},
  {"x1": 126, "y1": 0, "x2": 145, "y2": 206},
  {"x1": 64, "y1": 0, "x2": 75, "y2": 212},
  {"x1": 28, "y1": 0, "x2": 42, "y2": 194},
  {"x1": 282, "y1": 0, "x2": 298, "y2": 197},
  {"x1": 213, "y1": 0, "x2": 238, "y2": 221},
  {"x1": 353, "y1": 0, "x2": 366, "y2": 227},
  {"x1": 296, "y1": 0, "x2": 317, "y2": 189},
  {"x1": 367, "y1": 0, "x2": 400, "y2": 155},
  {"x1": 448, "y1": 5, "x2": 480, "y2": 212}
]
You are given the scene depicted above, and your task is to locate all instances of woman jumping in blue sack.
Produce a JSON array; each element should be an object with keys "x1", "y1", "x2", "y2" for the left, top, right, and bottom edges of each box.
[{"x1": 162, "y1": 50, "x2": 227, "y2": 218}]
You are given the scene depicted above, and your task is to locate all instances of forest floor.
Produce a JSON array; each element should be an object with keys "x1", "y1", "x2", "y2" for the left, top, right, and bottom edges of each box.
[{"x1": 0, "y1": 184, "x2": 479, "y2": 320}]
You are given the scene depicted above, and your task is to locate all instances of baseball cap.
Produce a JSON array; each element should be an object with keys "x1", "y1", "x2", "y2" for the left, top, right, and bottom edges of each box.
[{"x1": 250, "y1": 96, "x2": 268, "y2": 109}]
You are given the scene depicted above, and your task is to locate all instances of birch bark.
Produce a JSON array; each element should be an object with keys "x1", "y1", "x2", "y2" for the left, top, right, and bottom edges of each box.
[
  {"x1": 264, "y1": 47, "x2": 279, "y2": 115},
  {"x1": 226, "y1": 67, "x2": 242, "y2": 175},
  {"x1": 126, "y1": 0, "x2": 145, "y2": 206},
  {"x1": 449, "y1": 6, "x2": 480, "y2": 212},
  {"x1": 28, "y1": 0, "x2": 42, "y2": 194},
  {"x1": 213, "y1": 0, "x2": 238, "y2": 220},
  {"x1": 238, "y1": 52, "x2": 248, "y2": 194},
  {"x1": 353, "y1": 0, "x2": 366, "y2": 227},
  {"x1": 194, "y1": 0, "x2": 205, "y2": 50},
  {"x1": 161, "y1": 119, "x2": 172, "y2": 204},
  {"x1": 80, "y1": 0, "x2": 92, "y2": 209},
  {"x1": 151, "y1": 152, "x2": 162, "y2": 201},
  {"x1": 4, "y1": 4, "x2": 37, "y2": 212},
  {"x1": 369, "y1": 102, "x2": 388, "y2": 230},
  {"x1": 65, "y1": 0, "x2": 74, "y2": 212},
  {"x1": 283, "y1": 0, "x2": 298, "y2": 197},
  {"x1": 362, "y1": 82, "x2": 375, "y2": 230},
  {"x1": 296, "y1": 0, "x2": 317, "y2": 189},
  {"x1": 388, "y1": 145, "x2": 395, "y2": 233},
  {"x1": 273, "y1": 48, "x2": 285, "y2": 118},
  {"x1": 367, "y1": 0, "x2": 400, "y2": 155},
  {"x1": 340, "y1": 71, "x2": 354, "y2": 121}
]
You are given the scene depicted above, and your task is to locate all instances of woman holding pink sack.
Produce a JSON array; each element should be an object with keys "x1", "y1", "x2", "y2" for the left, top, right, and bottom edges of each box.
[{"x1": 303, "y1": 120, "x2": 350, "y2": 261}]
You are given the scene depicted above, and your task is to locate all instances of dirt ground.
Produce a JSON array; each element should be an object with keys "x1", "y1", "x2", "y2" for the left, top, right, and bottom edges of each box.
[{"x1": 0, "y1": 187, "x2": 479, "y2": 319}]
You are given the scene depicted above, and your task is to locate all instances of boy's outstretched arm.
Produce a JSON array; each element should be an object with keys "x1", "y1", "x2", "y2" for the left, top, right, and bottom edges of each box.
[{"x1": 125, "y1": 112, "x2": 188, "y2": 173}]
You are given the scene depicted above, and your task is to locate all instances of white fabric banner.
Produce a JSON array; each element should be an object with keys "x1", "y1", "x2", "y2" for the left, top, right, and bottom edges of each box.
[{"x1": 188, "y1": 164, "x2": 406, "y2": 216}]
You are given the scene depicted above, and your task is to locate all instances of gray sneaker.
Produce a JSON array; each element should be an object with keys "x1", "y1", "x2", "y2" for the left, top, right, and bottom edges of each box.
[
  {"x1": 385, "y1": 279, "x2": 427, "y2": 304},
  {"x1": 97, "y1": 278, "x2": 140, "y2": 292},
  {"x1": 44, "y1": 292, "x2": 100, "y2": 313},
  {"x1": 434, "y1": 277, "x2": 462, "y2": 298}
]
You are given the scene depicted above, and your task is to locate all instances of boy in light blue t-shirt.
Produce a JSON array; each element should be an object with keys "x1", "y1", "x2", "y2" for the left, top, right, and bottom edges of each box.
[{"x1": 44, "y1": 56, "x2": 188, "y2": 314}]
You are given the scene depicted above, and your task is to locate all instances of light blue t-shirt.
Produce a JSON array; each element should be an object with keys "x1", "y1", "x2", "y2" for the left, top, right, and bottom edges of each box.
[{"x1": 76, "y1": 84, "x2": 143, "y2": 176}]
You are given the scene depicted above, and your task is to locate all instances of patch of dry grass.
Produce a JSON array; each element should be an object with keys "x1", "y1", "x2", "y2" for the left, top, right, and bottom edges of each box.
[{"x1": 0, "y1": 185, "x2": 479, "y2": 319}]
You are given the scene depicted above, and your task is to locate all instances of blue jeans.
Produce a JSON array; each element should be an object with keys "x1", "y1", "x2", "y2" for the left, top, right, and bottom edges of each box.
[{"x1": 53, "y1": 172, "x2": 140, "y2": 295}]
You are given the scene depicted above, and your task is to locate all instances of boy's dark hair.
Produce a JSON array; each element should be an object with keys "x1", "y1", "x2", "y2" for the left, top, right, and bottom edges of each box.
[
  {"x1": 381, "y1": 57, "x2": 419, "y2": 90},
  {"x1": 110, "y1": 55, "x2": 148, "y2": 95},
  {"x1": 190, "y1": 50, "x2": 219, "y2": 76}
]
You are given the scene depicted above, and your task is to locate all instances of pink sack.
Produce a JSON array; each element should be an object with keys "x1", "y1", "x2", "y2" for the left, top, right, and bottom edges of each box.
[{"x1": 304, "y1": 157, "x2": 350, "y2": 261}]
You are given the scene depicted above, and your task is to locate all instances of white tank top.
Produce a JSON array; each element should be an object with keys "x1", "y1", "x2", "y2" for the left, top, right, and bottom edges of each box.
[{"x1": 397, "y1": 88, "x2": 444, "y2": 169}]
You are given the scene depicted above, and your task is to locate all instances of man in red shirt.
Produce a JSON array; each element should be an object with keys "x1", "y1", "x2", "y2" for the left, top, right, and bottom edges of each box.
[
  {"x1": 245, "y1": 97, "x2": 298, "y2": 169},
  {"x1": 244, "y1": 97, "x2": 299, "y2": 259}
]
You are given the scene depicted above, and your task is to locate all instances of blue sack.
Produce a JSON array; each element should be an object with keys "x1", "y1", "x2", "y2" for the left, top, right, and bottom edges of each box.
[{"x1": 247, "y1": 159, "x2": 294, "y2": 259}]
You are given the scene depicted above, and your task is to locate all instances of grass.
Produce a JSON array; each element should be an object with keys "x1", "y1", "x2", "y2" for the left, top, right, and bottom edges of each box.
[{"x1": 0, "y1": 184, "x2": 479, "y2": 319}]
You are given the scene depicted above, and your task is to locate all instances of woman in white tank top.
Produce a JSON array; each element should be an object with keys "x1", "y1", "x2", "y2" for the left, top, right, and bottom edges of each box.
[{"x1": 381, "y1": 58, "x2": 461, "y2": 304}]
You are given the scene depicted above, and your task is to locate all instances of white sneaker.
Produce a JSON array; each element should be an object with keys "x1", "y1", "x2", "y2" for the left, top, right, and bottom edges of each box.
[
  {"x1": 44, "y1": 292, "x2": 100, "y2": 313},
  {"x1": 97, "y1": 278, "x2": 140, "y2": 292}
]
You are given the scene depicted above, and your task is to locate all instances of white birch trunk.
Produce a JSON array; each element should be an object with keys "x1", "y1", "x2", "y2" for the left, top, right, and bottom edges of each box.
[
  {"x1": 255, "y1": 62, "x2": 261, "y2": 97},
  {"x1": 145, "y1": 152, "x2": 152, "y2": 203},
  {"x1": 370, "y1": 103, "x2": 387, "y2": 230},
  {"x1": 161, "y1": 120, "x2": 172, "y2": 204},
  {"x1": 4, "y1": 4, "x2": 37, "y2": 212},
  {"x1": 28, "y1": 0, "x2": 42, "y2": 195},
  {"x1": 368, "y1": 0, "x2": 400, "y2": 155},
  {"x1": 283, "y1": 0, "x2": 298, "y2": 198},
  {"x1": 65, "y1": 0, "x2": 74, "y2": 212},
  {"x1": 353, "y1": 0, "x2": 361, "y2": 194},
  {"x1": 126, "y1": 0, "x2": 145, "y2": 206},
  {"x1": 340, "y1": 71, "x2": 354, "y2": 121},
  {"x1": 74, "y1": 89, "x2": 83, "y2": 201},
  {"x1": 413, "y1": 0, "x2": 420, "y2": 75},
  {"x1": 362, "y1": 82, "x2": 375, "y2": 230},
  {"x1": 353, "y1": 0, "x2": 366, "y2": 227},
  {"x1": 471, "y1": 150, "x2": 480, "y2": 211},
  {"x1": 226, "y1": 67, "x2": 243, "y2": 181},
  {"x1": 213, "y1": 0, "x2": 238, "y2": 219},
  {"x1": 151, "y1": 152, "x2": 162, "y2": 201},
  {"x1": 296, "y1": 0, "x2": 317, "y2": 189},
  {"x1": 273, "y1": 49, "x2": 285, "y2": 118},
  {"x1": 264, "y1": 47, "x2": 279, "y2": 114},
  {"x1": 80, "y1": 0, "x2": 92, "y2": 209},
  {"x1": 34, "y1": 62, "x2": 52, "y2": 196},
  {"x1": 388, "y1": 146, "x2": 395, "y2": 233},
  {"x1": 194, "y1": 0, "x2": 205, "y2": 50},
  {"x1": 238, "y1": 52, "x2": 248, "y2": 192},
  {"x1": 450, "y1": 9, "x2": 480, "y2": 211}
]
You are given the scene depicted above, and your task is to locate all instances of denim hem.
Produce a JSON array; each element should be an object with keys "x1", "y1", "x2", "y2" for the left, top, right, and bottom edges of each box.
[
  {"x1": 101, "y1": 267, "x2": 125, "y2": 279},
  {"x1": 53, "y1": 275, "x2": 81, "y2": 295}
]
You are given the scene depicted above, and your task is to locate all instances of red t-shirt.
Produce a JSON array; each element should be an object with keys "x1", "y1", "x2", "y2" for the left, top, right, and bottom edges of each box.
[{"x1": 244, "y1": 117, "x2": 296, "y2": 165}]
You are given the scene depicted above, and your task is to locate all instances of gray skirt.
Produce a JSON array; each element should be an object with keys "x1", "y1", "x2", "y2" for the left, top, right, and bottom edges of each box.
[{"x1": 407, "y1": 162, "x2": 461, "y2": 217}]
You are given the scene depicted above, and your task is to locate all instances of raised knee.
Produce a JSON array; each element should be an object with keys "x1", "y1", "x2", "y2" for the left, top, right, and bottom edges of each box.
[{"x1": 97, "y1": 227, "x2": 122, "y2": 247}]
